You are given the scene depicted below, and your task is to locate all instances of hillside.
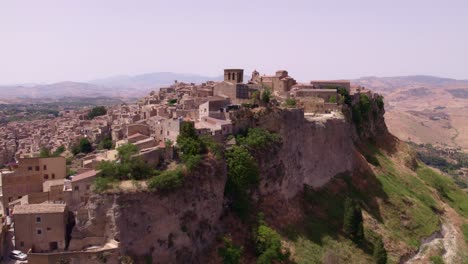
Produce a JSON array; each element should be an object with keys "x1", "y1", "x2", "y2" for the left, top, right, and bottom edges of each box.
[
  {"x1": 0, "y1": 72, "x2": 220, "y2": 100},
  {"x1": 353, "y1": 76, "x2": 468, "y2": 151},
  {"x1": 67, "y1": 95, "x2": 467, "y2": 264}
]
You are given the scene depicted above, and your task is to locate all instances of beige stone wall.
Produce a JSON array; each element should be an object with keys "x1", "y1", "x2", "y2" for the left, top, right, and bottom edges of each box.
[{"x1": 14, "y1": 210, "x2": 67, "y2": 253}]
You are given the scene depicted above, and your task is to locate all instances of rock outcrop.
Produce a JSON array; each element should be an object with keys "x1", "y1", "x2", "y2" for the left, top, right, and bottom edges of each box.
[{"x1": 71, "y1": 158, "x2": 227, "y2": 263}]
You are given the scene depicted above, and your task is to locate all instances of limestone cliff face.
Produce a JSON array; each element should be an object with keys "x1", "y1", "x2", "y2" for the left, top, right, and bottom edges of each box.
[{"x1": 71, "y1": 158, "x2": 227, "y2": 263}]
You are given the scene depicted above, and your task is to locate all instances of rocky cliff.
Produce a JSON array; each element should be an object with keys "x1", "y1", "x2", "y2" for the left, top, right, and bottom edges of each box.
[
  {"x1": 72, "y1": 96, "x2": 390, "y2": 263},
  {"x1": 71, "y1": 158, "x2": 227, "y2": 263}
]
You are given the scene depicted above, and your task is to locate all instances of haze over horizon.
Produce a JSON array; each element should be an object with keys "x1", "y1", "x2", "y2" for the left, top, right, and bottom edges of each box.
[{"x1": 1, "y1": 0, "x2": 467, "y2": 85}]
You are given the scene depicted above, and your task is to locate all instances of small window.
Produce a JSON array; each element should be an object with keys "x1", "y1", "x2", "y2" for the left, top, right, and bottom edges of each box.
[
  {"x1": 36, "y1": 228, "x2": 42, "y2": 235},
  {"x1": 52, "y1": 174, "x2": 55, "y2": 179},
  {"x1": 35, "y1": 166, "x2": 40, "y2": 171},
  {"x1": 36, "y1": 216, "x2": 41, "y2": 223},
  {"x1": 44, "y1": 174, "x2": 49, "y2": 180},
  {"x1": 20, "y1": 241, "x2": 24, "y2": 247},
  {"x1": 43, "y1": 165, "x2": 47, "y2": 170},
  {"x1": 47, "y1": 227, "x2": 51, "y2": 231},
  {"x1": 28, "y1": 166, "x2": 32, "y2": 171},
  {"x1": 74, "y1": 186, "x2": 79, "y2": 191}
]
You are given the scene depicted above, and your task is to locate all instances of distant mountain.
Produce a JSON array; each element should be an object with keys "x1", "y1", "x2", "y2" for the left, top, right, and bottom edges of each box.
[
  {"x1": 90, "y1": 72, "x2": 222, "y2": 89},
  {"x1": 353, "y1": 75, "x2": 468, "y2": 94},
  {"x1": 0, "y1": 72, "x2": 223, "y2": 100},
  {"x1": 0, "y1": 82, "x2": 107, "y2": 99}
]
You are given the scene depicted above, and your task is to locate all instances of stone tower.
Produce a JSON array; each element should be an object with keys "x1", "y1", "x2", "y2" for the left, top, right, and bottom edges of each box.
[{"x1": 224, "y1": 69, "x2": 244, "y2": 84}]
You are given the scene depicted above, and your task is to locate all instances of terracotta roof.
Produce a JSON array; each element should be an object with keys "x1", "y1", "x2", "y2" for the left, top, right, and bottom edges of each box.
[
  {"x1": 72, "y1": 170, "x2": 99, "y2": 182},
  {"x1": 14, "y1": 203, "x2": 67, "y2": 215}
]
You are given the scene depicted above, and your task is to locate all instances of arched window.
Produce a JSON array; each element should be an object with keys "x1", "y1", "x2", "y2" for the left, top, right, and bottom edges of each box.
[{"x1": 228, "y1": 72, "x2": 231, "y2": 80}]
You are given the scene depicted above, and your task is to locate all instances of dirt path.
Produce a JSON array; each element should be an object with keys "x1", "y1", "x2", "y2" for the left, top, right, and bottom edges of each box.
[{"x1": 405, "y1": 204, "x2": 465, "y2": 264}]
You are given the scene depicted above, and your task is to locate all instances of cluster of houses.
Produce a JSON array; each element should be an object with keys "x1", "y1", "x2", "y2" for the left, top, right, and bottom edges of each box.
[{"x1": 0, "y1": 68, "x2": 374, "y2": 262}]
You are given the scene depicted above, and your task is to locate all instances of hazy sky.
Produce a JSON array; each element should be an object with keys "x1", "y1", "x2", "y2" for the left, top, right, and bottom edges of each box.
[{"x1": 0, "y1": 0, "x2": 467, "y2": 84}]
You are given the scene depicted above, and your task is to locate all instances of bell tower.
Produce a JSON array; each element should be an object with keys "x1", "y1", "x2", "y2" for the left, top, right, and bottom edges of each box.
[{"x1": 224, "y1": 69, "x2": 244, "y2": 84}]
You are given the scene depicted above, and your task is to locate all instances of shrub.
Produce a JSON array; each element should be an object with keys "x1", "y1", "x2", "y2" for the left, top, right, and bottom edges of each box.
[
  {"x1": 337, "y1": 87, "x2": 352, "y2": 105},
  {"x1": 117, "y1": 144, "x2": 139, "y2": 163},
  {"x1": 218, "y1": 235, "x2": 243, "y2": 264},
  {"x1": 255, "y1": 224, "x2": 288, "y2": 264},
  {"x1": 376, "y1": 96, "x2": 384, "y2": 110},
  {"x1": 343, "y1": 198, "x2": 364, "y2": 245},
  {"x1": 87, "y1": 106, "x2": 107, "y2": 119},
  {"x1": 93, "y1": 177, "x2": 116, "y2": 193},
  {"x1": 284, "y1": 98, "x2": 296, "y2": 107},
  {"x1": 168, "y1": 99, "x2": 177, "y2": 105},
  {"x1": 429, "y1": 255, "x2": 444, "y2": 264},
  {"x1": 373, "y1": 236, "x2": 387, "y2": 264},
  {"x1": 148, "y1": 169, "x2": 184, "y2": 192},
  {"x1": 40, "y1": 147, "x2": 51, "y2": 158},
  {"x1": 237, "y1": 128, "x2": 280, "y2": 150},
  {"x1": 72, "y1": 138, "x2": 93, "y2": 155},
  {"x1": 225, "y1": 146, "x2": 259, "y2": 218},
  {"x1": 261, "y1": 88, "x2": 272, "y2": 105},
  {"x1": 182, "y1": 154, "x2": 202, "y2": 171},
  {"x1": 99, "y1": 137, "x2": 113, "y2": 150},
  {"x1": 328, "y1": 95, "x2": 337, "y2": 103},
  {"x1": 53, "y1": 145, "x2": 66, "y2": 156}
]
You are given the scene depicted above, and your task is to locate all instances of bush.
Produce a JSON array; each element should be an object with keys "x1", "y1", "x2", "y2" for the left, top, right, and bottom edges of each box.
[
  {"x1": 255, "y1": 224, "x2": 288, "y2": 264},
  {"x1": 343, "y1": 198, "x2": 364, "y2": 245},
  {"x1": 72, "y1": 138, "x2": 93, "y2": 155},
  {"x1": 337, "y1": 87, "x2": 352, "y2": 105},
  {"x1": 237, "y1": 128, "x2": 280, "y2": 150},
  {"x1": 261, "y1": 88, "x2": 272, "y2": 105},
  {"x1": 373, "y1": 236, "x2": 387, "y2": 264},
  {"x1": 93, "y1": 177, "x2": 116, "y2": 193},
  {"x1": 87, "y1": 106, "x2": 107, "y2": 119},
  {"x1": 225, "y1": 146, "x2": 259, "y2": 218},
  {"x1": 218, "y1": 235, "x2": 243, "y2": 264},
  {"x1": 117, "y1": 144, "x2": 139, "y2": 163},
  {"x1": 284, "y1": 98, "x2": 296, "y2": 107},
  {"x1": 40, "y1": 147, "x2": 52, "y2": 158},
  {"x1": 148, "y1": 169, "x2": 184, "y2": 192},
  {"x1": 53, "y1": 145, "x2": 66, "y2": 156},
  {"x1": 168, "y1": 99, "x2": 177, "y2": 106},
  {"x1": 429, "y1": 255, "x2": 444, "y2": 264},
  {"x1": 99, "y1": 137, "x2": 113, "y2": 150},
  {"x1": 328, "y1": 95, "x2": 337, "y2": 103}
]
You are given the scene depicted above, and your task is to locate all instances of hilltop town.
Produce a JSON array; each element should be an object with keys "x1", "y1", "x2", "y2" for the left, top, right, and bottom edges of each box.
[{"x1": 0, "y1": 68, "x2": 383, "y2": 262}]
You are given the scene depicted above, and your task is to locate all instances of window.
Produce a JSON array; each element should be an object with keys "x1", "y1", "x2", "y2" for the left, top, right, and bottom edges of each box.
[
  {"x1": 36, "y1": 216, "x2": 41, "y2": 223},
  {"x1": 86, "y1": 185, "x2": 90, "y2": 190},
  {"x1": 43, "y1": 165, "x2": 47, "y2": 170},
  {"x1": 20, "y1": 241, "x2": 24, "y2": 247},
  {"x1": 44, "y1": 174, "x2": 49, "y2": 180},
  {"x1": 35, "y1": 166, "x2": 40, "y2": 171},
  {"x1": 47, "y1": 227, "x2": 51, "y2": 231},
  {"x1": 36, "y1": 228, "x2": 42, "y2": 235},
  {"x1": 52, "y1": 174, "x2": 55, "y2": 179},
  {"x1": 28, "y1": 166, "x2": 32, "y2": 171},
  {"x1": 74, "y1": 186, "x2": 79, "y2": 191}
]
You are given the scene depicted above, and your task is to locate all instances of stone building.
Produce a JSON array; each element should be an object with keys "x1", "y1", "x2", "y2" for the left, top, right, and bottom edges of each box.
[
  {"x1": 310, "y1": 80, "x2": 351, "y2": 92},
  {"x1": 214, "y1": 69, "x2": 257, "y2": 104},
  {"x1": 13, "y1": 203, "x2": 68, "y2": 253},
  {"x1": 0, "y1": 157, "x2": 66, "y2": 215},
  {"x1": 250, "y1": 70, "x2": 297, "y2": 96}
]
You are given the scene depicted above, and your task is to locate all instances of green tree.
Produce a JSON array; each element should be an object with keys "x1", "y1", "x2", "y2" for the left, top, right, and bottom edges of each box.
[
  {"x1": 53, "y1": 145, "x2": 66, "y2": 156},
  {"x1": 255, "y1": 223, "x2": 288, "y2": 264},
  {"x1": 87, "y1": 106, "x2": 107, "y2": 119},
  {"x1": 328, "y1": 95, "x2": 337, "y2": 103},
  {"x1": 99, "y1": 137, "x2": 113, "y2": 150},
  {"x1": 117, "y1": 144, "x2": 139, "y2": 163},
  {"x1": 261, "y1": 88, "x2": 272, "y2": 105},
  {"x1": 78, "y1": 138, "x2": 93, "y2": 154},
  {"x1": 218, "y1": 236, "x2": 243, "y2": 264},
  {"x1": 343, "y1": 198, "x2": 364, "y2": 245},
  {"x1": 225, "y1": 146, "x2": 259, "y2": 217},
  {"x1": 168, "y1": 98, "x2": 177, "y2": 105},
  {"x1": 39, "y1": 147, "x2": 51, "y2": 158},
  {"x1": 373, "y1": 237, "x2": 387, "y2": 264}
]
